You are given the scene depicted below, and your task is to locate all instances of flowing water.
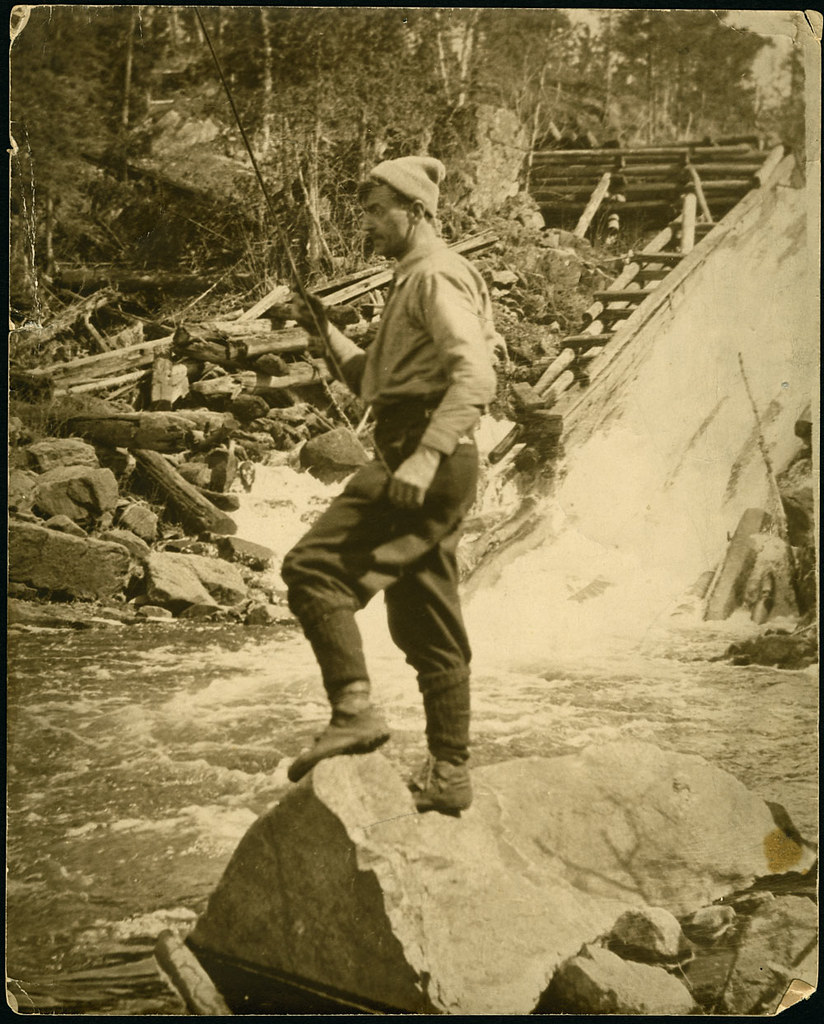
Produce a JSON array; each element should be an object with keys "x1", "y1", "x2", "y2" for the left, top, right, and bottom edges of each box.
[{"x1": 6, "y1": 455, "x2": 817, "y2": 1014}]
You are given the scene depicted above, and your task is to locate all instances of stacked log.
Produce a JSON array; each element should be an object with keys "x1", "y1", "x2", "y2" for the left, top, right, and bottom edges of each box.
[{"x1": 531, "y1": 143, "x2": 778, "y2": 230}]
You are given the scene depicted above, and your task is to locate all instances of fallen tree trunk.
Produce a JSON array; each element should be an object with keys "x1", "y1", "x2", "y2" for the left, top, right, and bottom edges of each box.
[
  {"x1": 10, "y1": 289, "x2": 116, "y2": 352},
  {"x1": 54, "y1": 267, "x2": 211, "y2": 296},
  {"x1": 65, "y1": 410, "x2": 230, "y2": 451},
  {"x1": 191, "y1": 362, "x2": 329, "y2": 401},
  {"x1": 134, "y1": 449, "x2": 237, "y2": 536},
  {"x1": 19, "y1": 334, "x2": 175, "y2": 388}
]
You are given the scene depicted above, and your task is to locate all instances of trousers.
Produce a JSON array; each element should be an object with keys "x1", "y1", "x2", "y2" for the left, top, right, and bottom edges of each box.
[{"x1": 281, "y1": 400, "x2": 479, "y2": 699}]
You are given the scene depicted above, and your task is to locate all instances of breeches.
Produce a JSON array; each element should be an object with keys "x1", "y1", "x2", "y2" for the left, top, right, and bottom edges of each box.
[{"x1": 281, "y1": 435, "x2": 478, "y2": 691}]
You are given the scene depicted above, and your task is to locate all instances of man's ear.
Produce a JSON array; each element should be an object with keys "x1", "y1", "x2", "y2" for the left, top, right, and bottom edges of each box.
[{"x1": 408, "y1": 199, "x2": 427, "y2": 223}]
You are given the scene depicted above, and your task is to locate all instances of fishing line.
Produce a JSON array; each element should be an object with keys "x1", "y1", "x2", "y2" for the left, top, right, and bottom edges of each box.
[{"x1": 194, "y1": 8, "x2": 387, "y2": 466}]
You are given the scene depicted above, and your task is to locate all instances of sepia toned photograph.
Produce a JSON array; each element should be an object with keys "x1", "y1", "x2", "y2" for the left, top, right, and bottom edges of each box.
[{"x1": 7, "y1": 6, "x2": 820, "y2": 1015}]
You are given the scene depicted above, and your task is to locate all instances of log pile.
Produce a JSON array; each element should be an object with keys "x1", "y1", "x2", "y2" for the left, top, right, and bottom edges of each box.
[{"x1": 531, "y1": 140, "x2": 773, "y2": 232}]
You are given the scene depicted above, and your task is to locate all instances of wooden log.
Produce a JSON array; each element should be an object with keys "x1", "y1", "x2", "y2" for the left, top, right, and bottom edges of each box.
[
  {"x1": 592, "y1": 289, "x2": 653, "y2": 302},
  {"x1": 531, "y1": 144, "x2": 756, "y2": 160},
  {"x1": 9, "y1": 289, "x2": 115, "y2": 351},
  {"x1": 686, "y1": 165, "x2": 714, "y2": 223},
  {"x1": 151, "y1": 354, "x2": 189, "y2": 409},
  {"x1": 754, "y1": 145, "x2": 785, "y2": 186},
  {"x1": 22, "y1": 334, "x2": 174, "y2": 387},
  {"x1": 635, "y1": 268, "x2": 671, "y2": 282},
  {"x1": 597, "y1": 307, "x2": 636, "y2": 320},
  {"x1": 191, "y1": 362, "x2": 329, "y2": 400},
  {"x1": 56, "y1": 369, "x2": 149, "y2": 395},
  {"x1": 574, "y1": 172, "x2": 612, "y2": 238},
  {"x1": 154, "y1": 930, "x2": 232, "y2": 1016},
  {"x1": 561, "y1": 333, "x2": 614, "y2": 350},
  {"x1": 54, "y1": 267, "x2": 209, "y2": 296},
  {"x1": 681, "y1": 193, "x2": 697, "y2": 254},
  {"x1": 534, "y1": 347, "x2": 576, "y2": 391},
  {"x1": 239, "y1": 327, "x2": 308, "y2": 358},
  {"x1": 542, "y1": 370, "x2": 576, "y2": 407},
  {"x1": 66, "y1": 412, "x2": 199, "y2": 452},
  {"x1": 134, "y1": 449, "x2": 237, "y2": 536},
  {"x1": 632, "y1": 252, "x2": 683, "y2": 264}
]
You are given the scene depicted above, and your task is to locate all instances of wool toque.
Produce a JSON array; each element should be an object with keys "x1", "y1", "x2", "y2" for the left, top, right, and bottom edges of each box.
[{"x1": 368, "y1": 156, "x2": 446, "y2": 216}]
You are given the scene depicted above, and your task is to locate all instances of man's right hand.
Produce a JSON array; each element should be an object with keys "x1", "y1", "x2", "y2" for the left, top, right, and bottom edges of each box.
[{"x1": 289, "y1": 291, "x2": 329, "y2": 339}]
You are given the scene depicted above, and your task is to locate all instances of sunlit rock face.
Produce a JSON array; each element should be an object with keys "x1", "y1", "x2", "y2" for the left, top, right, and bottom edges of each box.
[{"x1": 190, "y1": 741, "x2": 813, "y2": 1013}]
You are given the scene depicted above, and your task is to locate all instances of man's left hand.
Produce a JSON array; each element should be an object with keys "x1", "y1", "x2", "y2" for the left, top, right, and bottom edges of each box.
[{"x1": 387, "y1": 445, "x2": 442, "y2": 508}]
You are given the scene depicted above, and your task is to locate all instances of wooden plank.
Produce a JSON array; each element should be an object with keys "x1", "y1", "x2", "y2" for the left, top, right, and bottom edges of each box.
[
  {"x1": 55, "y1": 369, "x2": 150, "y2": 395},
  {"x1": 592, "y1": 289, "x2": 653, "y2": 302},
  {"x1": 574, "y1": 172, "x2": 612, "y2": 238},
  {"x1": 155, "y1": 931, "x2": 232, "y2": 1016},
  {"x1": 23, "y1": 334, "x2": 174, "y2": 385},
  {"x1": 681, "y1": 193, "x2": 697, "y2": 254},
  {"x1": 238, "y1": 231, "x2": 499, "y2": 322},
  {"x1": 562, "y1": 333, "x2": 613, "y2": 350},
  {"x1": 754, "y1": 144, "x2": 785, "y2": 186}
]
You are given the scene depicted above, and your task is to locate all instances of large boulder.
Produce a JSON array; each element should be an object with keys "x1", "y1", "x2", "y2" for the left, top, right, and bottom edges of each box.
[
  {"x1": 722, "y1": 895, "x2": 818, "y2": 1014},
  {"x1": 189, "y1": 743, "x2": 813, "y2": 1014},
  {"x1": 299, "y1": 426, "x2": 369, "y2": 483},
  {"x1": 544, "y1": 943, "x2": 696, "y2": 1014},
  {"x1": 33, "y1": 465, "x2": 119, "y2": 524},
  {"x1": 8, "y1": 468, "x2": 38, "y2": 513},
  {"x1": 9, "y1": 522, "x2": 131, "y2": 600},
  {"x1": 145, "y1": 552, "x2": 247, "y2": 612},
  {"x1": 27, "y1": 438, "x2": 99, "y2": 472},
  {"x1": 118, "y1": 502, "x2": 159, "y2": 543}
]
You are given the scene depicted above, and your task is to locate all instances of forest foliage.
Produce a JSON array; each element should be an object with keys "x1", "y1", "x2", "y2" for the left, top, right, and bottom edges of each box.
[{"x1": 10, "y1": 6, "x2": 804, "y2": 321}]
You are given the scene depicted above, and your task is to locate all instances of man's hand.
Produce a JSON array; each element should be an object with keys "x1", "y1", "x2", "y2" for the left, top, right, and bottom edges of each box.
[
  {"x1": 387, "y1": 445, "x2": 442, "y2": 508},
  {"x1": 290, "y1": 291, "x2": 329, "y2": 339}
]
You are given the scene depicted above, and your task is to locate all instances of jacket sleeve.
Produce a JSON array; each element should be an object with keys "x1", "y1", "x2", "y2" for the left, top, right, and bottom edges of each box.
[
  {"x1": 322, "y1": 323, "x2": 367, "y2": 395},
  {"x1": 414, "y1": 271, "x2": 498, "y2": 455}
]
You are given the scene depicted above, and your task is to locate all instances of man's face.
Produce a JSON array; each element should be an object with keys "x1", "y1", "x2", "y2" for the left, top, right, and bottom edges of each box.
[{"x1": 361, "y1": 184, "x2": 414, "y2": 259}]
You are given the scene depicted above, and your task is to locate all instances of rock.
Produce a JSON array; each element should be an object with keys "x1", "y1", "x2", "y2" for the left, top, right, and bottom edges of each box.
[
  {"x1": 7, "y1": 599, "x2": 95, "y2": 631},
  {"x1": 136, "y1": 605, "x2": 174, "y2": 620},
  {"x1": 742, "y1": 533, "x2": 798, "y2": 622},
  {"x1": 189, "y1": 743, "x2": 812, "y2": 1014},
  {"x1": 717, "y1": 897, "x2": 817, "y2": 1014},
  {"x1": 45, "y1": 515, "x2": 87, "y2": 538},
  {"x1": 118, "y1": 502, "x2": 159, "y2": 543},
  {"x1": 33, "y1": 465, "x2": 119, "y2": 524},
  {"x1": 544, "y1": 944, "x2": 696, "y2": 1014},
  {"x1": 99, "y1": 528, "x2": 152, "y2": 562},
  {"x1": 491, "y1": 269, "x2": 519, "y2": 287},
  {"x1": 8, "y1": 468, "x2": 39, "y2": 512},
  {"x1": 230, "y1": 395, "x2": 270, "y2": 424},
  {"x1": 608, "y1": 906, "x2": 688, "y2": 962},
  {"x1": 177, "y1": 460, "x2": 213, "y2": 489},
  {"x1": 178, "y1": 602, "x2": 221, "y2": 620},
  {"x1": 680, "y1": 904, "x2": 738, "y2": 946},
  {"x1": 299, "y1": 426, "x2": 369, "y2": 483},
  {"x1": 704, "y1": 508, "x2": 772, "y2": 620},
  {"x1": 145, "y1": 551, "x2": 247, "y2": 611},
  {"x1": 724, "y1": 632, "x2": 817, "y2": 670},
  {"x1": 216, "y1": 536, "x2": 275, "y2": 571},
  {"x1": 9, "y1": 522, "x2": 131, "y2": 600},
  {"x1": 244, "y1": 602, "x2": 280, "y2": 625},
  {"x1": 27, "y1": 438, "x2": 99, "y2": 472},
  {"x1": 794, "y1": 403, "x2": 812, "y2": 445}
]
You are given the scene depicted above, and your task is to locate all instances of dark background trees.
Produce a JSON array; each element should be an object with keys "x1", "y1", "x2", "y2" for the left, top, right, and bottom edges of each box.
[{"x1": 10, "y1": 6, "x2": 804, "y2": 323}]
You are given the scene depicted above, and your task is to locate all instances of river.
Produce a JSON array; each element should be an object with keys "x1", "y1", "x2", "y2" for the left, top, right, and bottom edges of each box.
[
  {"x1": 6, "y1": 428, "x2": 819, "y2": 1014},
  {"x1": 6, "y1": 559, "x2": 817, "y2": 1011}
]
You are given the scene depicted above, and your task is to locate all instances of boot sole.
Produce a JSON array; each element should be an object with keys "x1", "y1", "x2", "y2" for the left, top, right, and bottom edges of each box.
[{"x1": 287, "y1": 730, "x2": 390, "y2": 783}]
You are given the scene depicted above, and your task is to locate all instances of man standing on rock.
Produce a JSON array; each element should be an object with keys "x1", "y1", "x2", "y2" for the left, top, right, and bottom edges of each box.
[{"x1": 283, "y1": 156, "x2": 499, "y2": 815}]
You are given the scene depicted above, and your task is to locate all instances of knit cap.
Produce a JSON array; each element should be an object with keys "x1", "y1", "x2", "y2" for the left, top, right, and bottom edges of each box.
[{"x1": 368, "y1": 156, "x2": 446, "y2": 217}]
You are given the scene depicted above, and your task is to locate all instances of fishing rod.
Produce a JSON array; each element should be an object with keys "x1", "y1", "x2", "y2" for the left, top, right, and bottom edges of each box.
[{"x1": 194, "y1": 7, "x2": 366, "y2": 438}]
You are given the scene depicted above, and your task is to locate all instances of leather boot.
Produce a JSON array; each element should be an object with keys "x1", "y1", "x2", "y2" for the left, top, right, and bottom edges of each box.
[
  {"x1": 288, "y1": 680, "x2": 390, "y2": 783},
  {"x1": 409, "y1": 754, "x2": 472, "y2": 816}
]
